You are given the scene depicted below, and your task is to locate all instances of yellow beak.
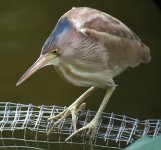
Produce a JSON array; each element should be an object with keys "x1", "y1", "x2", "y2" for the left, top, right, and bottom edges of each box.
[{"x1": 16, "y1": 54, "x2": 55, "y2": 86}]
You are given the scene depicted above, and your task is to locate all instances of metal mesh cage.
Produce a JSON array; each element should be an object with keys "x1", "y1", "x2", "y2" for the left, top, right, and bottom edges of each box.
[{"x1": 0, "y1": 102, "x2": 160, "y2": 150}]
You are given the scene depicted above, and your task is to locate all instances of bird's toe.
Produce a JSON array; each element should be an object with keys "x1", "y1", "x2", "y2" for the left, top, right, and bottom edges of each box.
[{"x1": 47, "y1": 102, "x2": 86, "y2": 136}]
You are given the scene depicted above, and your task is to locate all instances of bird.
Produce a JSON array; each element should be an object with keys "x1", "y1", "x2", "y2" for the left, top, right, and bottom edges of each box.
[{"x1": 16, "y1": 7, "x2": 151, "y2": 142}]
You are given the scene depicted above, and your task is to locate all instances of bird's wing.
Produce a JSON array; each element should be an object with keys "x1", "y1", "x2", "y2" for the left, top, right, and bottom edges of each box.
[{"x1": 66, "y1": 7, "x2": 150, "y2": 68}]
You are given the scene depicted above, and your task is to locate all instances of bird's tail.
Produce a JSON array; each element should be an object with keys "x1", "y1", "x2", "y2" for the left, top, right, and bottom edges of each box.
[{"x1": 140, "y1": 43, "x2": 151, "y2": 63}]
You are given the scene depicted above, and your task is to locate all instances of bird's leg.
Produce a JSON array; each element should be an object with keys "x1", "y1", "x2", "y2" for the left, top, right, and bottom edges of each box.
[
  {"x1": 65, "y1": 86, "x2": 116, "y2": 143},
  {"x1": 47, "y1": 86, "x2": 97, "y2": 135}
]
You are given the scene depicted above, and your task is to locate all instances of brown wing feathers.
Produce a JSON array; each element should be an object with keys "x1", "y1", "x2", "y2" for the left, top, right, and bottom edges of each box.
[{"x1": 82, "y1": 14, "x2": 151, "y2": 67}]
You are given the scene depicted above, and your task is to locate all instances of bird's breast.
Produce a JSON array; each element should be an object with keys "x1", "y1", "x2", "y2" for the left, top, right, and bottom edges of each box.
[{"x1": 52, "y1": 58, "x2": 115, "y2": 88}]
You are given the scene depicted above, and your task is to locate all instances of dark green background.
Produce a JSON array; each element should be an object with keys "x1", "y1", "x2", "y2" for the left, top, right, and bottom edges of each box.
[{"x1": 0, "y1": 0, "x2": 161, "y2": 138}]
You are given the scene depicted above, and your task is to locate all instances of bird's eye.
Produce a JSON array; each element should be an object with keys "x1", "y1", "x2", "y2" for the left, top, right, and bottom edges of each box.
[{"x1": 51, "y1": 49, "x2": 59, "y2": 55}]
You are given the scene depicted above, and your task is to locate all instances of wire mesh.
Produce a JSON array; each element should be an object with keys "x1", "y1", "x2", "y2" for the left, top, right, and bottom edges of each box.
[{"x1": 0, "y1": 102, "x2": 160, "y2": 150}]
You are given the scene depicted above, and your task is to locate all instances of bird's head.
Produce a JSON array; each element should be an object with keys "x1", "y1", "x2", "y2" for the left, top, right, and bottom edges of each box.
[{"x1": 16, "y1": 17, "x2": 75, "y2": 86}]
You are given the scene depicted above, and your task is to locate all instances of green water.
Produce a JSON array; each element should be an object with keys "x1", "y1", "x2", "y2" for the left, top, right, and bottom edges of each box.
[{"x1": 0, "y1": 0, "x2": 161, "y2": 149}]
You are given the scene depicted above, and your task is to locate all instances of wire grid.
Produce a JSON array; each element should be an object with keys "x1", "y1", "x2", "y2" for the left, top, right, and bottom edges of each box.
[{"x1": 0, "y1": 102, "x2": 160, "y2": 150}]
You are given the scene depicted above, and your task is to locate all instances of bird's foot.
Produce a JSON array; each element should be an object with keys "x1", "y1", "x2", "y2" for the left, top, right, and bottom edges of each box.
[
  {"x1": 65, "y1": 117, "x2": 99, "y2": 144},
  {"x1": 47, "y1": 102, "x2": 86, "y2": 135}
]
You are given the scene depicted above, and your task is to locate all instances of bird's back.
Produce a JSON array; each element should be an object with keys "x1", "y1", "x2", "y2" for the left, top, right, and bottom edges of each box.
[{"x1": 63, "y1": 7, "x2": 151, "y2": 69}]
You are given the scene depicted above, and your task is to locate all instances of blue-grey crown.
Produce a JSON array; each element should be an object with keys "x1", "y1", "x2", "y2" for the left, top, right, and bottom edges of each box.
[{"x1": 41, "y1": 17, "x2": 72, "y2": 55}]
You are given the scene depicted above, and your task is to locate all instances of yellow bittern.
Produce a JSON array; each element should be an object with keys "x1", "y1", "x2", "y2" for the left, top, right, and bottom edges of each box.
[{"x1": 17, "y1": 7, "x2": 151, "y2": 142}]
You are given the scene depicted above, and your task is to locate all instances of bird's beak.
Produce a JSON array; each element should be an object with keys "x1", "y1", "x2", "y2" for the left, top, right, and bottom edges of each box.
[{"x1": 16, "y1": 54, "x2": 55, "y2": 86}]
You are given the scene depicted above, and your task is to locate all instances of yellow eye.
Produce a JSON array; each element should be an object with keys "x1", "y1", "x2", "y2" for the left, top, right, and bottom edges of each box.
[{"x1": 51, "y1": 49, "x2": 59, "y2": 55}]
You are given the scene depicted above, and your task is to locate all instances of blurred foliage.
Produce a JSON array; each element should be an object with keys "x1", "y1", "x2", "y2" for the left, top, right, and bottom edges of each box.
[{"x1": 125, "y1": 136, "x2": 161, "y2": 150}]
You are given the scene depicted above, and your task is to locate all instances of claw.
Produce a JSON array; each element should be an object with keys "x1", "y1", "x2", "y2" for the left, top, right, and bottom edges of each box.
[
  {"x1": 47, "y1": 110, "x2": 70, "y2": 136},
  {"x1": 65, "y1": 118, "x2": 98, "y2": 143},
  {"x1": 47, "y1": 109, "x2": 67, "y2": 121},
  {"x1": 47, "y1": 103, "x2": 86, "y2": 136}
]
